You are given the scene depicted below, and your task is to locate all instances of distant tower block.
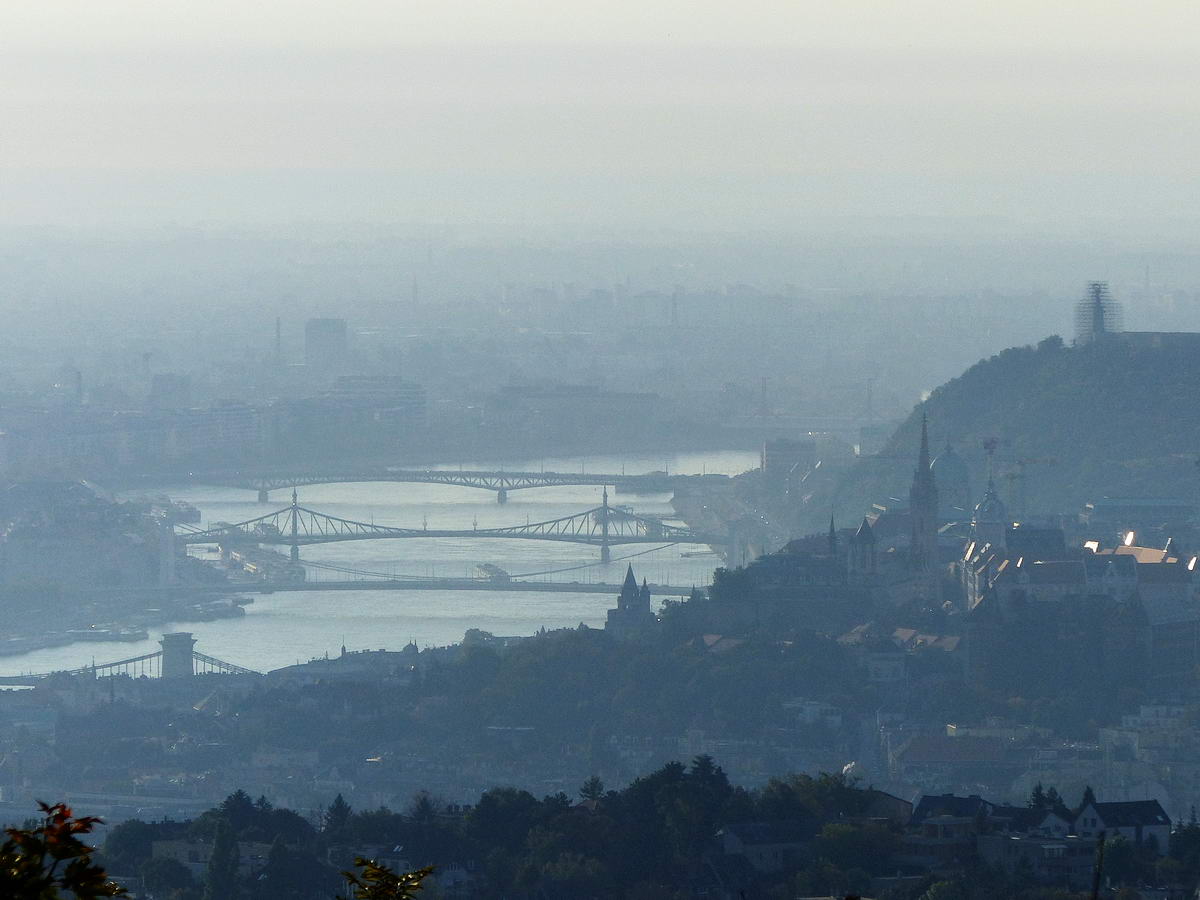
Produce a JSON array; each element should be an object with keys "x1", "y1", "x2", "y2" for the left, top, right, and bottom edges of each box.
[
  {"x1": 1074, "y1": 281, "x2": 1123, "y2": 345},
  {"x1": 160, "y1": 632, "x2": 197, "y2": 678}
]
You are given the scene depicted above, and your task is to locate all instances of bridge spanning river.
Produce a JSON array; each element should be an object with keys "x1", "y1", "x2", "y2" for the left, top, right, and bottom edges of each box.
[
  {"x1": 190, "y1": 467, "x2": 723, "y2": 503},
  {"x1": 0, "y1": 633, "x2": 257, "y2": 686},
  {"x1": 0, "y1": 450, "x2": 755, "y2": 679},
  {"x1": 82, "y1": 577, "x2": 699, "y2": 597},
  {"x1": 177, "y1": 490, "x2": 729, "y2": 562}
]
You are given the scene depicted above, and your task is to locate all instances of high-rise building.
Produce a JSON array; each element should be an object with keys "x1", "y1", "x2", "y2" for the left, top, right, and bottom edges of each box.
[{"x1": 1074, "y1": 281, "x2": 1123, "y2": 345}]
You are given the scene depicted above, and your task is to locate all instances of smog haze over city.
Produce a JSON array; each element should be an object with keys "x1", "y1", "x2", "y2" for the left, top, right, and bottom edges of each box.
[{"x1": 3, "y1": 3, "x2": 1200, "y2": 898}]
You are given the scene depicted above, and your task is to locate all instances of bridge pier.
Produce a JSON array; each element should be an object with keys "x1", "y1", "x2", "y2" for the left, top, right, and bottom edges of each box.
[
  {"x1": 290, "y1": 544, "x2": 300, "y2": 563},
  {"x1": 601, "y1": 544, "x2": 611, "y2": 563},
  {"x1": 258, "y1": 488, "x2": 270, "y2": 503},
  {"x1": 496, "y1": 489, "x2": 508, "y2": 504}
]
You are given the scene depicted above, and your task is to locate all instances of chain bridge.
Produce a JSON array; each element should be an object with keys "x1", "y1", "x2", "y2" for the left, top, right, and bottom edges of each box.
[
  {"x1": 178, "y1": 491, "x2": 726, "y2": 562},
  {"x1": 0, "y1": 633, "x2": 259, "y2": 687},
  {"x1": 191, "y1": 468, "x2": 696, "y2": 503}
]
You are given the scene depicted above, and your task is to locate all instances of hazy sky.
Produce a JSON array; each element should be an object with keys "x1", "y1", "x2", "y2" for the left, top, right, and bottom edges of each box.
[{"x1": 5, "y1": 1, "x2": 1200, "y2": 229}]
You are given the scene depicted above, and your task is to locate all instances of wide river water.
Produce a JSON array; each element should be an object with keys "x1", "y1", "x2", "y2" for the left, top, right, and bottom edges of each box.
[{"x1": 0, "y1": 450, "x2": 758, "y2": 676}]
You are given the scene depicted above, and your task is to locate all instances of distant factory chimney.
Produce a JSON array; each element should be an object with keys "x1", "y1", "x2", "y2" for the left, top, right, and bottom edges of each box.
[{"x1": 1074, "y1": 281, "x2": 1123, "y2": 345}]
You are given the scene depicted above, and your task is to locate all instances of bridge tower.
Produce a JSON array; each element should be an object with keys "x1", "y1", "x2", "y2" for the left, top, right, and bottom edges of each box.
[
  {"x1": 600, "y1": 487, "x2": 611, "y2": 563},
  {"x1": 290, "y1": 487, "x2": 300, "y2": 562},
  {"x1": 160, "y1": 632, "x2": 196, "y2": 678}
]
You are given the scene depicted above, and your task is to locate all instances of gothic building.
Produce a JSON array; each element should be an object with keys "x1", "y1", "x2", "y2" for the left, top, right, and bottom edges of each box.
[
  {"x1": 971, "y1": 477, "x2": 1009, "y2": 549},
  {"x1": 848, "y1": 517, "x2": 877, "y2": 577},
  {"x1": 605, "y1": 564, "x2": 655, "y2": 640}
]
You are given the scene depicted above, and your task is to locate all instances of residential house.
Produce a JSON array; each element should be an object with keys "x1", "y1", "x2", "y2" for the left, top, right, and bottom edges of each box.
[{"x1": 1074, "y1": 800, "x2": 1171, "y2": 853}]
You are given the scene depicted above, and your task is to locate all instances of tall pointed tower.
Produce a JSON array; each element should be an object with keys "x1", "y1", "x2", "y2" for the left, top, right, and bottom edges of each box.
[
  {"x1": 909, "y1": 412, "x2": 939, "y2": 573},
  {"x1": 616, "y1": 564, "x2": 641, "y2": 612},
  {"x1": 848, "y1": 517, "x2": 877, "y2": 577},
  {"x1": 607, "y1": 565, "x2": 654, "y2": 640}
]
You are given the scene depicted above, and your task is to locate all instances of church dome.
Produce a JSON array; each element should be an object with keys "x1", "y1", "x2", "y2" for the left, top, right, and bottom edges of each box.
[{"x1": 973, "y1": 481, "x2": 1008, "y2": 524}]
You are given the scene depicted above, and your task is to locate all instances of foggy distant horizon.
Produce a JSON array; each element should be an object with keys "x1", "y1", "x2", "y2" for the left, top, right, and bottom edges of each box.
[{"x1": 6, "y1": 1, "x2": 1200, "y2": 232}]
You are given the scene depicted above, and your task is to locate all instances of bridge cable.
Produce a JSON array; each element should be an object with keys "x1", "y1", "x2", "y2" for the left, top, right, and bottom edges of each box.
[
  {"x1": 296, "y1": 543, "x2": 684, "y2": 582},
  {"x1": 508, "y1": 543, "x2": 682, "y2": 578}
]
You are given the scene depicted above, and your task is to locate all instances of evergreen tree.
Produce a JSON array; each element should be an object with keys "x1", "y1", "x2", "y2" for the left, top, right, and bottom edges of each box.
[
  {"x1": 1028, "y1": 783, "x2": 1047, "y2": 809},
  {"x1": 1044, "y1": 785, "x2": 1062, "y2": 811},
  {"x1": 203, "y1": 818, "x2": 241, "y2": 900},
  {"x1": 579, "y1": 776, "x2": 605, "y2": 802},
  {"x1": 407, "y1": 792, "x2": 437, "y2": 826},
  {"x1": 220, "y1": 790, "x2": 257, "y2": 834},
  {"x1": 325, "y1": 794, "x2": 354, "y2": 834}
]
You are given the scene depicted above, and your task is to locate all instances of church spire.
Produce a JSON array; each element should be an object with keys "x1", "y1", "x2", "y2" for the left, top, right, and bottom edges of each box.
[
  {"x1": 916, "y1": 411, "x2": 931, "y2": 479},
  {"x1": 909, "y1": 409, "x2": 939, "y2": 578},
  {"x1": 828, "y1": 513, "x2": 838, "y2": 556},
  {"x1": 618, "y1": 564, "x2": 640, "y2": 610},
  {"x1": 622, "y1": 564, "x2": 637, "y2": 593}
]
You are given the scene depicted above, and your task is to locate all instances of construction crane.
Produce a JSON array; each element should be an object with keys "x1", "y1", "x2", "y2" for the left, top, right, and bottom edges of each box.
[{"x1": 1001, "y1": 458, "x2": 1058, "y2": 520}]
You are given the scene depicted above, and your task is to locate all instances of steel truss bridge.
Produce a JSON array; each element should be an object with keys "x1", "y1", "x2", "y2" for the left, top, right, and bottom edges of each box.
[
  {"x1": 178, "y1": 491, "x2": 726, "y2": 562},
  {"x1": 192, "y1": 468, "x2": 695, "y2": 503},
  {"x1": 0, "y1": 649, "x2": 259, "y2": 687}
]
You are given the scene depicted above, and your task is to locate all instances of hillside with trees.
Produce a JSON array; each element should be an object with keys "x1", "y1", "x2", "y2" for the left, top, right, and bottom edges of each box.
[
  {"x1": 96, "y1": 769, "x2": 1131, "y2": 899},
  {"x1": 808, "y1": 334, "x2": 1200, "y2": 531}
]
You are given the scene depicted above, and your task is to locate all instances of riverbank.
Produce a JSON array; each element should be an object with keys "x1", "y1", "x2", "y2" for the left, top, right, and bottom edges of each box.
[
  {"x1": 0, "y1": 449, "x2": 759, "y2": 675},
  {"x1": 96, "y1": 434, "x2": 764, "y2": 491},
  {"x1": 0, "y1": 593, "x2": 249, "y2": 658}
]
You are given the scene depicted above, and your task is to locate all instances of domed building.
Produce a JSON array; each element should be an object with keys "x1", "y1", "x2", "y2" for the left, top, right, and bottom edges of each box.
[
  {"x1": 931, "y1": 442, "x2": 971, "y2": 519},
  {"x1": 971, "y1": 478, "x2": 1009, "y2": 548}
]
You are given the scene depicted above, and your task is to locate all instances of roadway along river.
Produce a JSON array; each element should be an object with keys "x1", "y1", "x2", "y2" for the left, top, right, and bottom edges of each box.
[{"x1": 0, "y1": 450, "x2": 757, "y2": 676}]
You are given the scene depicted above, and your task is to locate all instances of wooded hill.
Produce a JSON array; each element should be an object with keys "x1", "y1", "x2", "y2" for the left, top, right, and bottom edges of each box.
[{"x1": 810, "y1": 333, "x2": 1200, "y2": 531}]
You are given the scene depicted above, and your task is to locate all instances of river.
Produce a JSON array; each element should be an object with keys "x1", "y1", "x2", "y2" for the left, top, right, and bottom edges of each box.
[{"x1": 0, "y1": 450, "x2": 757, "y2": 676}]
